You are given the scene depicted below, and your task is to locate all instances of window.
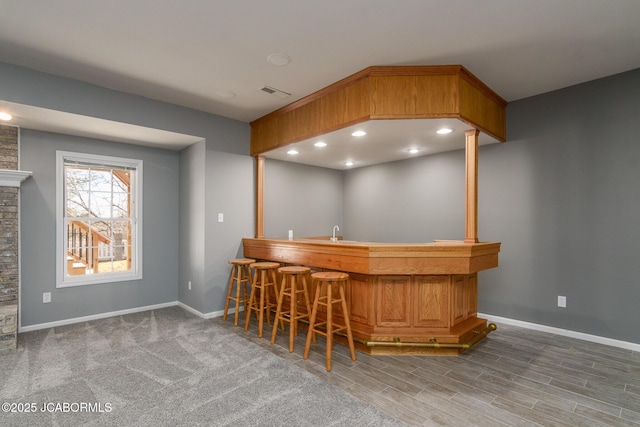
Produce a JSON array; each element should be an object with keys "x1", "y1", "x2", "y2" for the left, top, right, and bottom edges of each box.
[{"x1": 56, "y1": 151, "x2": 142, "y2": 287}]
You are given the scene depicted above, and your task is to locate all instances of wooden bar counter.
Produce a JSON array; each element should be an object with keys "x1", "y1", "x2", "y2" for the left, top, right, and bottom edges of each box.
[{"x1": 243, "y1": 237, "x2": 500, "y2": 355}]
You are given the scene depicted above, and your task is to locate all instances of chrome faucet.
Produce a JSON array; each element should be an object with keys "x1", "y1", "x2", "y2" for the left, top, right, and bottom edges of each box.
[{"x1": 331, "y1": 225, "x2": 340, "y2": 242}]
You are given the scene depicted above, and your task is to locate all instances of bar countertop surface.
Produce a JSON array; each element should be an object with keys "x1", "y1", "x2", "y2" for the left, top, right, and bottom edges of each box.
[{"x1": 242, "y1": 237, "x2": 501, "y2": 275}]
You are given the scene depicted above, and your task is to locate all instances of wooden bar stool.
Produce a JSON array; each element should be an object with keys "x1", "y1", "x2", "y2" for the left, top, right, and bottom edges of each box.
[
  {"x1": 304, "y1": 271, "x2": 356, "y2": 371},
  {"x1": 270, "y1": 266, "x2": 312, "y2": 352},
  {"x1": 223, "y1": 258, "x2": 255, "y2": 326},
  {"x1": 244, "y1": 261, "x2": 280, "y2": 337}
]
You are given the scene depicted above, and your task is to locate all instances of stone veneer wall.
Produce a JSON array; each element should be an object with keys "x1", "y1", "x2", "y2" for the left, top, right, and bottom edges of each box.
[{"x1": 0, "y1": 124, "x2": 19, "y2": 354}]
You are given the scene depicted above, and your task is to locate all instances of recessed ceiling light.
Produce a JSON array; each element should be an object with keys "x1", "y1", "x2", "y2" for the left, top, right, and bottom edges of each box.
[
  {"x1": 344, "y1": 161, "x2": 355, "y2": 167},
  {"x1": 408, "y1": 148, "x2": 420, "y2": 154},
  {"x1": 216, "y1": 90, "x2": 236, "y2": 99},
  {"x1": 351, "y1": 130, "x2": 366, "y2": 137},
  {"x1": 0, "y1": 112, "x2": 12, "y2": 121},
  {"x1": 267, "y1": 53, "x2": 292, "y2": 66},
  {"x1": 314, "y1": 141, "x2": 327, "y2": 148},
  {"x1": 436, "y1": 128, "x2": 452, "y2": 135},
  {"x1": 287, "y1": 149, "x2": 299, "y2": 155}
]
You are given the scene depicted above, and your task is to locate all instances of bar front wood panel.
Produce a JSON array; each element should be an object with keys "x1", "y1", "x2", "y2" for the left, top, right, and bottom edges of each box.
[
  {"x1": 250, "y1": 65, "x2": 507, "y2": 156},
  {"x1": 413, "y1": 275, "x2": 449, "y2": 328},
  {"x1": 451, "y1": 275, "x2": 468, "y2": 326},
  {"x1": 348, "y1": 273, "x2": 374, "y2": 326},
  {"x1": 467, "y1": 273, "x2": 478, "y2": 318},
  {"x1": 376, "y1": 276, "x2": 411, "y2": 327}
]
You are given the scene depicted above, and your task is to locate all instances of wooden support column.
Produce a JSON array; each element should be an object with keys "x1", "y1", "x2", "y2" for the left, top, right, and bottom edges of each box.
[
  {"x1": 464, "y1": 129, "x2": 479, "y2": 243},
  {"x1": 255, "y1": 155, "x2": 265, "y2": 238}
]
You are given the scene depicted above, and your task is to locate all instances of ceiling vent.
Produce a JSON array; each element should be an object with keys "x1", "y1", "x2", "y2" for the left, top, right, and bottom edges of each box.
[{"x1": 260, "y1": 85, "x2": 291, "y2": 98}]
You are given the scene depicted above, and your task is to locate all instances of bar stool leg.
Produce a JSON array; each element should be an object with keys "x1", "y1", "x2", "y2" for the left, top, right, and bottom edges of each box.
[
  {"x1": 222, "y1": 265, "x2": 236, "y2": 323},
  {"x1": 303, "y1": 274, "x2": 316, "y2": 345},
  {"x1": 303, "y1": 280, "x2": 322, "y2": 360},
  {"x1": 242, "y1": 264, "x2": 252, "y2": 313},
  {"x1": 326, "y1": 281, "x2": 333, "y2": 371},
  {"x1": 270, "y1": 273, "x2": 288, "y2": 345},
  {"x1": 257, "y1": 269, "x2": 267, "y2": 337},
  {"x1": 288, "y1": 275, "x2": 297, "y2": 352},
  {"x1": 234, "y1": 265, "x2": 244, "y2": 325},
  {"x1": 244, "y1": 269, "x2": 259, "y2": 332},
  {"x1": 271, "y1": 269, "x2": 282, "y2": 329},
  {"x1": 301, "y1": 275, "x2": 312, "y2": 339}
]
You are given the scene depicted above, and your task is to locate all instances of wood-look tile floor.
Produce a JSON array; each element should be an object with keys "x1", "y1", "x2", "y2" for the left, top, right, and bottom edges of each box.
[{"x1": 217, "y1": 317, "x2": 640, "y2": 426}]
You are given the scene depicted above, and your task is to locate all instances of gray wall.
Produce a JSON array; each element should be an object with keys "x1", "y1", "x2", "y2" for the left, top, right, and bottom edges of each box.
[
  {"x1": 344, "y1": 151, "x2": 465, "y2": 242},
  {"x1": 264, "y1": 159, "x2": 343, "y2": 239},
  {"x1": 20, "y1": 130, "x2": 180, "y2": 325},
  {"x1": 1, "y1": 61, "x2": 252, "y2": 324},
  {"x1": 178, "y1": 141, "x2": 206, "y2": 312},
  {"x1": 178, "y1": 143, "x2": 255, "y2": 315},
  {"x1": 478, "y1": 68, "x2": 640, "y2": 343},
  {"x1": 203, "y1": 150, "x2": 255, "y2": 314},
  {"x1": 265, "y1": 69, "x2": 640, "y2": 344}
]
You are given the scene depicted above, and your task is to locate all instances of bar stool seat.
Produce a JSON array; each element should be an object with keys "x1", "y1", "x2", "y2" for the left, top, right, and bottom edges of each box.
[
  {"x1": 244, "y1": 261, "x2": 280, "y2": 337},
  {"x1": 223, "y1": 258, "x2": 255, "y2": 325},
  {"x1": 304, "y1": 271, "x2": 356, "y2": 371},
  {"x1": 270, "y1": 266, "x2": 312, "y2": 352}
]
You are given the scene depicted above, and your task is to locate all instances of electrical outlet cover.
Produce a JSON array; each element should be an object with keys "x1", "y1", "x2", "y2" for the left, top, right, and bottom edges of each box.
[{"x1": 557, "y1": 295, "x2": 566, "y2": 308}]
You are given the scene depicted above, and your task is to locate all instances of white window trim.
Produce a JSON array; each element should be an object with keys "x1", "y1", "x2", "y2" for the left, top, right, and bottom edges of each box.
[{"x1": 56, "y1": 151, "x2": 143, "y2": 288}]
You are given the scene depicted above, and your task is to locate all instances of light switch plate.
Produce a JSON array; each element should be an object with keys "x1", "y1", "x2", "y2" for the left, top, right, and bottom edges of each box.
[{"x1": 217, "y1": 213, "x2": 224, "y2": 222}]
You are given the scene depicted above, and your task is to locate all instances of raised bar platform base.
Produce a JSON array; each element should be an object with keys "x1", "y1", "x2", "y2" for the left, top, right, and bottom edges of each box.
[
  {"x1": 327, "y1": 318, "x2": 496, "y2": 356},
  {"x1": 363, "y1": 321, "x2": 496, "y2": 356}
]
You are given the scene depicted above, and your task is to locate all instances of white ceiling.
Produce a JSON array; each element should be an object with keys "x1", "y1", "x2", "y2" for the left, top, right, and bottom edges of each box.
[
  {"x1": 1, "y1": 0, "x2": 640, "y2": 164},
  {"x1": 0, "y1": 101, "x2": 203, "y2": 150},
  {"x1": 266, "y1": 119, "x2": 500, "y2": 170}
]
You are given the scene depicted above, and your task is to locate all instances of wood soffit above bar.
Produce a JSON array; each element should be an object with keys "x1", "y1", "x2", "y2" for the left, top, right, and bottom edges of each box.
[{"x1": 250, "y1": 65, "x2": 507, "y2": 157}]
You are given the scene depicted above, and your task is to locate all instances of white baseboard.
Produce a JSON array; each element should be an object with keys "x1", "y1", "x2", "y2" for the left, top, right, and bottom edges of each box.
[
  {"x1": 19, "y1": 301, "x2": 238, "y2": 333},
  {"x1": 19, "y1": 301, "x2": 180, "y2": 332},
  {"x1": 177, "y1": 301, "x2": 228, "y2": 320},
  {"x1": 479, "y1": 313, "x2": 640, "y2": 353}
]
